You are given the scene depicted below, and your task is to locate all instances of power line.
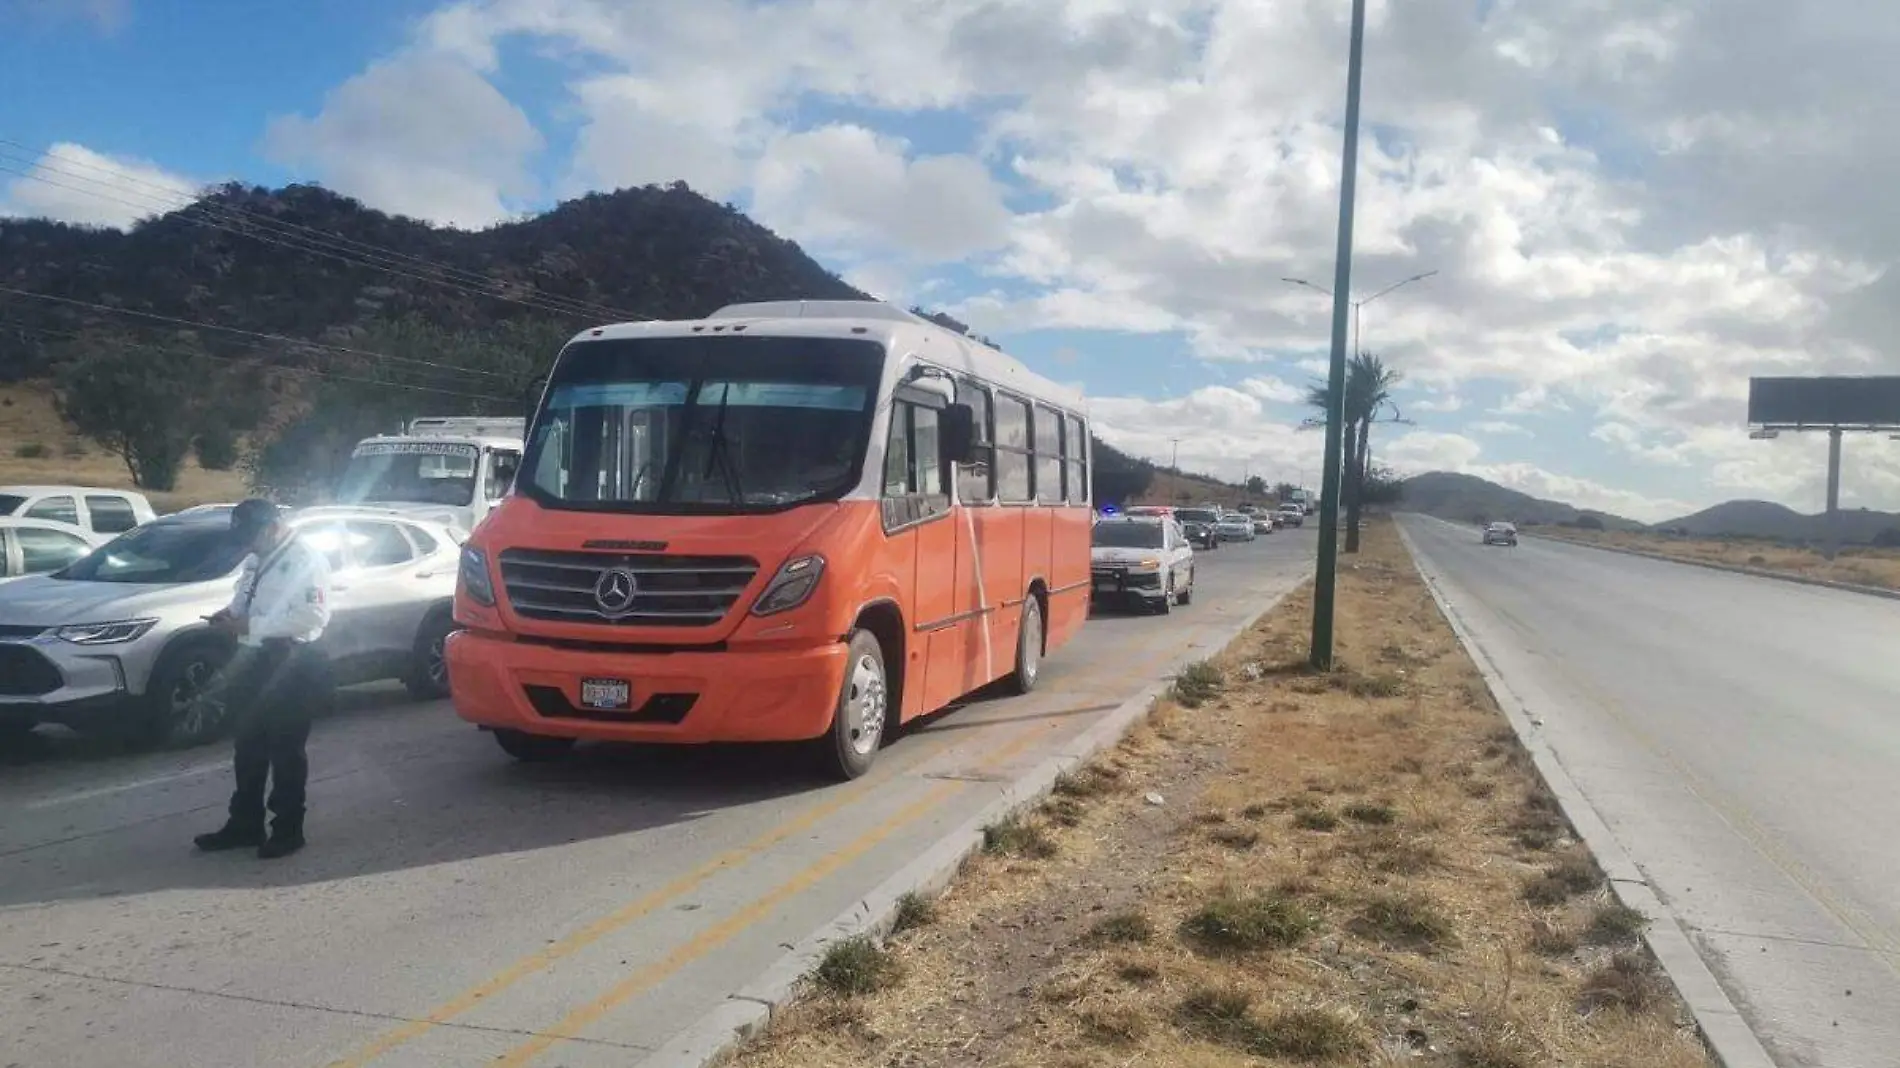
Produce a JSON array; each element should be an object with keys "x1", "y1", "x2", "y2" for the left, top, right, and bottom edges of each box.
[
  {"x1": 0, "y1": 283, "x2": 518, "y2": 381},
  {"x1": 0, "y1": 142, "x2": 653, "y2": 324},
  {"x1": 0, "y1": 317, "x2": 512, "y2": 402}
]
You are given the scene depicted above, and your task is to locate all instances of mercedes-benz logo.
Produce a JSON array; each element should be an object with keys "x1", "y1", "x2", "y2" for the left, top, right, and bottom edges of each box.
[{"x1": 593, "y1": 567, "x2": 641, "y2": 617}]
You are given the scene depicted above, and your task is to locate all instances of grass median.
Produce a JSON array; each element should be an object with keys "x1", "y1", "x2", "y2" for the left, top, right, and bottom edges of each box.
[{"x1": 734, "y1": 517, "x2": 1713, "y2": 1068}]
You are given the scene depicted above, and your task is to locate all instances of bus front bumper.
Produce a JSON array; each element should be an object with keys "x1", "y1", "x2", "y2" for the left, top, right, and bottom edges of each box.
[{"x1": 445, "y1": 631, "x2": 849, "y2": 744}]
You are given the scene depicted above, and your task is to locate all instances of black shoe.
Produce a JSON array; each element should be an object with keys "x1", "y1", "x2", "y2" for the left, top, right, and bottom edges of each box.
[
  {"x1": 257, "y1": 830, "x2": 305, "y2": 860},
  {"x1": 194, "y1": 825, "x2": 266, "y2": 852}
]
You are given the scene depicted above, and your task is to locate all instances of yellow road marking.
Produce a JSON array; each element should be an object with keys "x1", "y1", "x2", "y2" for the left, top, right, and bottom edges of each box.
[
  {"x1": 491, "y1": 781, "x2": 965, "y2": 1066},
  {"x1": 331, "y1": 626, "x2": 1176, "y2": 1067}
]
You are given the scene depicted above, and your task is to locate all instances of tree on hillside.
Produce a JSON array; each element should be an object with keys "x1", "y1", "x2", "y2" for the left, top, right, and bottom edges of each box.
[
  {"x1": 1090, "y1": 438, "x2": 1155, "y2": 507},
  {"x1": 1272, "y1": 481, "x2": 1299, "y2": 501},
  {"x1": 1361, "y1": 464, "x2": 1403, "y2": 506},
  {"x1": 249, "y1": 315, "x2": 567, "y2": 500},
  {"x1": 1245, "y1": 475, "x2": 1267, "y2": 495},
  {"x1": 1575, "y1": 513, "x2": 1606, "y2": 531},
  {"x1": 51, "y1": 331, "x2": 242, "y2": 491}
]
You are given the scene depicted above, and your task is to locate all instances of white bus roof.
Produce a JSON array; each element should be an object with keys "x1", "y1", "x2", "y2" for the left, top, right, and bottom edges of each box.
[{"x1": 568, "y1": 300, "x2": 1086, "y2": 413}]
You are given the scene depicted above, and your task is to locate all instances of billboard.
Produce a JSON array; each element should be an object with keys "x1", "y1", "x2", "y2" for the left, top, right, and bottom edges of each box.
[{"x1": 1747, "y1": 376, "x2": 1900, "y2": 428}]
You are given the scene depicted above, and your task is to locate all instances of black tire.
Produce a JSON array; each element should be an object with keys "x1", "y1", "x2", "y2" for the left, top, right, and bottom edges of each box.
[
  {"x1": 403, "y1": 609, "x2": 456, "y2": 700},
  {"x1": 1002, "y1": 596, "x2": 1045, "y2": 695},
  {"x1": 1178, "y1": 569, "x2": 1194, "y2": 605},
  {"x1": 131, "y1": 637, "x2": 236, "y2": 748},
  {"x1": 815, "y1": 629, "x2": 890, "y2": 780},
  {"x1": 1154, "y1": 581, "x2": 1174, "y2": 615},
  {"x1": 494, "y1": 729, "x2": 576, "y2": 762}
]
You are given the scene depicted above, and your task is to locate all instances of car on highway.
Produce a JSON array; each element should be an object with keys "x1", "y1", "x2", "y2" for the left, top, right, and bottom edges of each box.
[
  {"x1": 1171, "y1": 507, "x2": 1222, "y2": 550},
  {"x1": 0, "y1": 504, "x2": 463, "y2": 746},
  {"x1": 0, "y1": 485, "x2": 154, "y2": 538},
  {"x1": 1250, "y1": 512, "x2": 1276, "y2": 535},
  {"x1": 1091, "y1": 515, "x2": 1194, "y2": 613},
  {"x1": 1482, "y1": 521, "x2": 1519, "y2": 546},
  {"x1": 1276, "y1": 504, "x2": 1305, "y2": 528},
  {"x1": 0, "y1": 518, "x2": 106, "y2": 584},
  {"x1": 1215, "y1": 514, "x2": 1256, "y2": 542}
]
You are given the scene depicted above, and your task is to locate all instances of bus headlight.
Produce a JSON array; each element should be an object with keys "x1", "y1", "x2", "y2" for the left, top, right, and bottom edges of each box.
[
  {"x1": 459, "y1": 546, "x2": 496, "y2": 607},
  {"x1": 751, "y1": 554, "x2": 826, "y2": 616}
]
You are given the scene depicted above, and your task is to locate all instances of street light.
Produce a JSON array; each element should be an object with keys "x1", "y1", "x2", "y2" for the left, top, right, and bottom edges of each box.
[{"x1": 1282, "y1": 269, "x2": 1437, "y2": 358}]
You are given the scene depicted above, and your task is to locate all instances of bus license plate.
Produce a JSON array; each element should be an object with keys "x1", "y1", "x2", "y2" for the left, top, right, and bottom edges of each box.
[{"x1": 580, "y1": 678, "x2": 631, "y2": 710}]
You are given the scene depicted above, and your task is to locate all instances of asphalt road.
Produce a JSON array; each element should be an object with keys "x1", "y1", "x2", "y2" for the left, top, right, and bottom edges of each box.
[
  {"x1": 1401, "y1": 516, "x2": 1900, "y2": 1068},
  {"x1": 0, "y1": 529, "x2": 1313, "y2": 1068}
]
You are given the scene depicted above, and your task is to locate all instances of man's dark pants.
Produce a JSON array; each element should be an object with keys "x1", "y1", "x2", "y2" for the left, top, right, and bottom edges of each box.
[{"x1": 224, "y1": 640, "x2": 333, "y2": 834}]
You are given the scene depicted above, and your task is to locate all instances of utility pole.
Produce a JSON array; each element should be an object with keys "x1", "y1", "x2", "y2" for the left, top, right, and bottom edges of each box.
[
  {"x1": 1309, "y1": 0, "x2": 1369, "y2": 672},
  {"x1": 1170, "y1": 438, "x2": 1180, "y2": 471}
]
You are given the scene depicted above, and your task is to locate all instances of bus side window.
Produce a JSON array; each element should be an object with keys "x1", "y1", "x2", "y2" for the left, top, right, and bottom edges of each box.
[
  {"x1": 1065, "y1": 414, "x2": 1089, "y2": 505},
  {"x1": 955, "y1": 379, "x2": 994, "y2": 504},
  {"x1": 882, "y1": 401, "x2": 950, "y2": 531},
  {"x1": 994, "y1": 394, "x2": 1032, "y2": 503}
]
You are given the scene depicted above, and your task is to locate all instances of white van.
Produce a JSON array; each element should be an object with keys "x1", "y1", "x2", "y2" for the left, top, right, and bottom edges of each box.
[{"x1": 334, "y1": 417, "x2": 523, "y2": 536}]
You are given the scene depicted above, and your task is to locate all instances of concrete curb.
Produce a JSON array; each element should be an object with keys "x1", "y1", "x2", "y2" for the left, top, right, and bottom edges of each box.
[
  {"x1": 636, "y1": 587, "x2": 1302, "y2": 1068},
  {"x1": 1527, "y1": 531, "x2": 1900, "y2": 603},
  {"x1": 1396, "y1": 521, "x2": 1777, "y2": 1068}
]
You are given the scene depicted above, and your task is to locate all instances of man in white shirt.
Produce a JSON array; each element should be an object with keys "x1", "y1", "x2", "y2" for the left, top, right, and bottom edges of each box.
[{"x1": 193, "y1": 499, "x2": 334, "y2": 860}]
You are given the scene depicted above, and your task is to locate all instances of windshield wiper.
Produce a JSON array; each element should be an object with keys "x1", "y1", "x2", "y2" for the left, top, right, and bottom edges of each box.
[{"x1": 700, "y1": 385, "x2": 745, "y2": 505}]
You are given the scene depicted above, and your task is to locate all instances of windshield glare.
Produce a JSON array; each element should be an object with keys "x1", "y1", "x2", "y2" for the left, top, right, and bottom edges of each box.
[
  {"x1": 524, "y1": 336, "x2": 882, "y2": 513},
  {"x1": 337, "y1": 445, "x2": 478, "y2": 507},
  {"x1": 1093, "y1": 522, "x2": 1164, "y2": 549},
  {"x1": 57, "y1": 520, "x2": 247, "y2": 584}
]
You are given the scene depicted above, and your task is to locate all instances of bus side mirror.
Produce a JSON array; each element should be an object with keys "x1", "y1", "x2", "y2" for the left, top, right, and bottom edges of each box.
[{"x1": 941, "y1": 403, "x2": 979, "y2": 465}]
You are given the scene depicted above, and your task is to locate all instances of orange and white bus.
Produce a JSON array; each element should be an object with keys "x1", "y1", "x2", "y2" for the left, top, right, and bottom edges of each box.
[{"x1": 446, "y1": 300, "x2": 1094, "y2": 778}]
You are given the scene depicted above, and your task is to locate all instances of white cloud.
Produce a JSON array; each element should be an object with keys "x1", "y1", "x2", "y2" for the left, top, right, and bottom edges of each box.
[
  {"x1": 262, "y1": 52, "x2": 543, "y2": 228},
  {"x1": 752, "y1": 125, "x2": 1012, "y2": 262},
  {"x1": 1468, "y1": 419, "x2": 1529, "y2": 436},
  {"x1": 0, "y1": 143, "x2": 199, "y2": 229},
  {"x1": 10, "y1": 0, "x2": 127, "y2": 32},
  {"x1": 1239, "y1": 375, "x2": 1304, "y2": 405}
]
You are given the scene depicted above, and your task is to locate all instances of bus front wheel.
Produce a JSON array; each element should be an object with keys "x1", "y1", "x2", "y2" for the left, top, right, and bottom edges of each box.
[{"x1": 816, "y1": 630, "x2": 889, "y2": 781}]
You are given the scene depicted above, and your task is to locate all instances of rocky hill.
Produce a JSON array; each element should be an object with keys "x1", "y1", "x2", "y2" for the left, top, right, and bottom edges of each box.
[
  {"x1": 1660, "y1": 499, "x2": 1900, "y2": 544},
  {"x1": 0, "y1": 180, "x2": 862, "y2": 382},
  {"x1": 1397, "y1": 471, "x2": 1643, "y2": 530}
]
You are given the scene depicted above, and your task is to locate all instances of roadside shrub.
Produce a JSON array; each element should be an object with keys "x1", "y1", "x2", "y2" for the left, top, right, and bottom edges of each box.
[
  {"x1": 1181, "y1": 891, "x2": 1319, "y2": 952},
  {"x1": 12, "y1": 441, "x2": 48, "y2": 459},
  {"x1": 813, "y1": 935, "x2": 900, "y2": 996},
  {"x1": 1173, "y1": 659, "x2": 1225, "y2": 707}
]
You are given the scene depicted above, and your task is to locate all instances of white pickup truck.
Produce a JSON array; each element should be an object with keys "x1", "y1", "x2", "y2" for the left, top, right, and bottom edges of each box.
[{"x1": 333, "y1": 416, "x2": 524, "y2": 537}]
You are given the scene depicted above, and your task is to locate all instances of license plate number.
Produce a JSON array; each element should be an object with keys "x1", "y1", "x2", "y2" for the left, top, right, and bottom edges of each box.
[{"x1": 580, "y1": 678, "x2": 631, "y2": 710}]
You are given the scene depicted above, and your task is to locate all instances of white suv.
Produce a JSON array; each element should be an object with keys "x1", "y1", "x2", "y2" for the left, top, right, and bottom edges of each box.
[{"x1": 1090, "y1": 516, "x2": 1195, "y2": 614}]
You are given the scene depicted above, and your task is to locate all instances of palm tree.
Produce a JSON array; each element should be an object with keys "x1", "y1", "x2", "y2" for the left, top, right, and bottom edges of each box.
[{"x1": 1305, "y1": 353, "x2": 1403, "y2": 553}]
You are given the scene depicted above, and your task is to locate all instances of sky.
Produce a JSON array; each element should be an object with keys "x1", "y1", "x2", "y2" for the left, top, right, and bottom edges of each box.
[{"x1": 4, "y1": 0, "x2": 1900, "y2": 523}]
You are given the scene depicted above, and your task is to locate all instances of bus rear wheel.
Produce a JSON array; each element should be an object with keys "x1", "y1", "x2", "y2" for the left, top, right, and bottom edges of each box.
[
  {"x1": 1003, "y1": 596, "x2": 1044, "y2": 695},
  {"x1": 816, "y1": 629, "x2": 889, "y2": 781}
]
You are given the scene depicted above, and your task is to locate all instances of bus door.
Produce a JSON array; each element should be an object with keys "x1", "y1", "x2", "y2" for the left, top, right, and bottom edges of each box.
[{"x1": 881, "y1": 390, "x2": 958, "y2": 720}]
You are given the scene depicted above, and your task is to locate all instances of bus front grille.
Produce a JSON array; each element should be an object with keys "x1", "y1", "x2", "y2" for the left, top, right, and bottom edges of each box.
[{"x1": 498, "y1": 549, "x2": 761, "y2": 627}]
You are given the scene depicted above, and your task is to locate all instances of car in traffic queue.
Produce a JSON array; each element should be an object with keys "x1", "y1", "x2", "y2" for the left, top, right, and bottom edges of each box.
[
  {"x1": 0, "y1": 504, "x2": 463, "y2": 746},
  {"x1": 0, "y1": 518, "x2": 106, "y2": 584},
  {"x1": 0, "y1": 485, "x2": 154, "y2": 538},
  {"x1": 1482, "y1": 521, "x2": 1519, "y2": 546},
  {"x1": 1090, "y1": 515, "x2": 1194, "y2": 613},
  {"x1": 1276, "y1": 503, "x2": 1305, "y2": 528},
  {"x1": 1215, "y1": 513, "x2": 1256, "y2": 542},
  {"x1": 1250, "y1": 512, "x2": 1277, "y2": 535},
  {"x1": 1170, "y1": 507, "x2": 1223, "y2": 550}
]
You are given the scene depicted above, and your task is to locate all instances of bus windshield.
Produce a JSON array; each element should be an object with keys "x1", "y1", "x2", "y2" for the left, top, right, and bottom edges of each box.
[{"x1": 522, "y1": 335, "x2": 884, "y2": 514}]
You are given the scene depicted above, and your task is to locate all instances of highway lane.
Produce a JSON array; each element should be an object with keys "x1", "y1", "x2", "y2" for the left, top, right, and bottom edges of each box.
[
  {"x1": 1401, "y1": 515, "x2": 1900, "y2": 1068},
  {"x1": 0, "y1": 529, "x2": 1313, "y2": 1068}
]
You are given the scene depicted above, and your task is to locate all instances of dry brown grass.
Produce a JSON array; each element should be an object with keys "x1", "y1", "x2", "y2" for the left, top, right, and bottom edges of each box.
[
  {"x1": 0, "y1": 382, "x2": 249, "y2": 513},
  {"x1": 1538, "y1": 524, "x2": 1900, "y2": 591},
  {"x1": 734, "y1": 519, "x2": 1713, "y2": 1068}
]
